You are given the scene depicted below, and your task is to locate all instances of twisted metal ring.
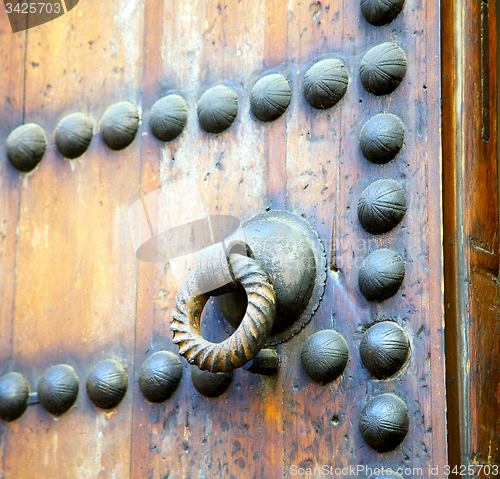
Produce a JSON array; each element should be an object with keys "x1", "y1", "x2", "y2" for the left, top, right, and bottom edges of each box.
[{"x1": 171, "y1": 254, "x2": 276, "y2": 373}]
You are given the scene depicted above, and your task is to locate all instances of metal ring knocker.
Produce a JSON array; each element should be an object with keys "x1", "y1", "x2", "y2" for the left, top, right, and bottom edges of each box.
[{"x1": 171, "y1": 253, "x2": 276, "y2": 373}]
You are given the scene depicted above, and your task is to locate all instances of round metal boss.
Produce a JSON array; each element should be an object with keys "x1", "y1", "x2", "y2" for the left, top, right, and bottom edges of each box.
[
  {"x1": 360, "y1": 321, "x2": 410, "y2": 379},
  {"x1": 358, "y1": 249, "x2": 405, "y2": 301},
  {"x1": 86, "y1": 359, "x2": 128, "y2": 409},
  {"x1": 0, "y1": 372, "x2": 30, "y2": 422},
  {"x1": 139, "y1": 351, "x2": 182, "y2": 403},
  {"x1": 359, "y1": 393, "x2": 410, "y2": 452},
  {"x1": 191, "y1": 368, "x2": 233, "y2": 398},
  {"x1": 301, "y1": 330, "x2": 349, "y2": 384},
  {"x1": 37, "y1": 364, "x2": 79, "y2": 415},
  {"x1": 6, "y1": 123, "x2": 47, "y2": 172}
]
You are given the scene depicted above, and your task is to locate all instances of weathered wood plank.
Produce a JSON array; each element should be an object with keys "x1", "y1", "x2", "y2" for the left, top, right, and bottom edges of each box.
[
  {"x1": 442, "y1": 0, "x2": 499, "y2": 473},
  {"x1": 2, "y1": 0, "x2": 144, "y2": 477},
  {"x1": 0, "y1": 7, "x2": 25, "y2": 478},
  {"x1": 282, "y1": 0, "x2": 446, "y2": 476},
  {"x1": 130, "y1": 0, "x2": 289, "y2": 477}
]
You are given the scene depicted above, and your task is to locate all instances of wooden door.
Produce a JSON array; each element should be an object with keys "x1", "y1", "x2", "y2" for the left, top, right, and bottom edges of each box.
[{"x1": 0, "y1": 0, "x2": 470, "y2": 476}]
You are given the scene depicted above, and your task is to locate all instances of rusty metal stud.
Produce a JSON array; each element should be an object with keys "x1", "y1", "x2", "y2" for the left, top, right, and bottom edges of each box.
[
  {"x1": 359, "y1": 113, "x2": 405, "y2": 165},
  {"x1": 360, "y1": 321, "x2": 410, "y2": 379},
  {"x1": 86, "y1": 359, "x2": 128, "y2": 409},
  {"x1": 191, "y1": 368, "x2": 233, "y2": 398},
  {"x1": 139, "y1": 351, "x2": 182, "y2": 403},
  {"x1": 100, "y1": 101, "x2": 140, "y2": 150},
  {"x1": 360, "y1": 43, "x2": 407, "y2": 96},
  {"x1": 171, "y1": 254, "x2": 276, "y2": 373},
  {"x1": 37, "y1": 364, "x2": 79, "y2": 415},
  {"x1": 149, "y1": 94, "x2": 187, "y2": 142},
  {"x1": 55, "y1": 112, "x2": 93, "y2": 159},
  {"x1": 250, "y1": 73, "x2": 291, "y2": 122},
  {"x1": 358, "y1": 179, "x2": 407, "y2": 234},
  {"x1": 358, "y1": 249, "x2": 405, "y2": 301},
  {"x1": 301, "y1": 330, "x2": 349, "y2": 384},
  {"x1": 197, "y1": 85, "x2": 238, "y2": 134},
  {"x1": 359, "y1": 393, "x2": 410, "y2": 452},
  {"x1": 215, "y1": 210, "x2": 327, "y2": 344},
  {"x1": 0, "y1": 372, "x2": 30, "y2": 422},
  {"x1": 6, "y1": 123, "x2": 47, "y2": 172},
  {"x1": 303, "y1": 59, "x2": 349, "y2": 110},
  {"x1": 361, "y1": 0, "x2": 405, "y2": 26},
  {"x1": 242, "y1": 349, "x2": 280, "y2": 376}
]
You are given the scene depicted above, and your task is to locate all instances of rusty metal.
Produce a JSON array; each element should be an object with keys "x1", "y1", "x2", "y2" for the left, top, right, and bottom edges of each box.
[
  {"x1": 215, "y1": 210, "x2": 327, "y2": 344},
  {"x1": 100, "y1": 101, "x2": 140, "y2": 150},
  {"x1": 197, "y1": 85, "x2": 238, "y2": 134},
  {"x1": 191, "y1": 368, "x2": 233, "y2": 398},
  {"x1": 359, "y1": 393, "x2": 410, "y2": 452},
  {"x1": 138, "y1": 351, "x2": 182, "y2": 403},
  {"x1": 301, "y1": 330, "x2": 349, "y2": 384},
  {"x1": 357, "y1": 179, "x2": 407, "y2": 234},
  {"x1": 250, "y1": 73, "x2": 291, "y2": 122},
  {"x1": 242, "y1": 349, "x2": 280, "y2": 376},
  {"x1": 358, "y1": 248, "x2": 405, "y2": 301},
  {"x1": 86, "y1": 359, "x2": 128, "y2": 409},
  {"x1": 359, "y1": 43, "x2": 407, "y2": 96},
  {"x1": 0, "y1": 372, "x2": 30, "y2": 422},
  {"x1": 55, "y1": 112, "x2": 93, "y2": 159},
  {"x1": 359, "y1": 113, "x2": 405, "y2": 164},
  {"x1": 6, "y1": 123, "x2": 46, "y2": 172},
  {"x1": 360, "y1": 322, "x2": 410, "y2": 379},
  {"x1": 37, "y1": 364, "x2": 79, "y2": 416},
  {"x1": 171, "y1": 253, "x2": 276, "y2": 373}
]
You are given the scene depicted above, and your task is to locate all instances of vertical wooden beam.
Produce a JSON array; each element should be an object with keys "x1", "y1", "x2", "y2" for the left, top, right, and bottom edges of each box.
[
  {"x1": 442, "y1": 0, "x2": 500, "y2": 472},
  {"x1": 2, "y1": 1, "x2": 144, "y2": 476},
  {"x1": 0, "y1": 8, "x2": 26, "y2": 477}
]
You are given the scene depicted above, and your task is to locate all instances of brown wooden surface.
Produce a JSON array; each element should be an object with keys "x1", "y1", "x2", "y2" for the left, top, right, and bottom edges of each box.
[
  {"x1": 0, "y1": 0, "x2": 447, "y2": 477},
  {"x1": 442, "y1": 0, "x2": 500, "y2": 474},
  {"x1": 0, "y1": 6, "x2": 25, "y2": 475}
]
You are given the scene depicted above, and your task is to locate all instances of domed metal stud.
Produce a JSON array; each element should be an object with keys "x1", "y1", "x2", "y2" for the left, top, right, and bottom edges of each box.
[
  {"x1": 358, "y1": 249, "x2": 405, "y2": 301},
  {"x1": 303, "y1": 59, "x2": 349, "y2": 110},
  {"x1": 360, "y1": 322, "x2": 410, "y2": 379},
  {"x1": 55, "y1": 112, "x2": 93, "y2": 159},
  {"x1": 359, "y1": 393, "x2": 409, "y2": 452},
  {"x1": 191, "y1": 367, "x2": 233, "y2": 398},
  {"x1": 37, "y1": 364, "x2": 79, "y2": 415},
  {"x1": 358, "y1": 179, "x2": 407, "y2": 234},
  {"x1": 361, "y1": 0, "x2": 405, "y2": 26},
  {"x1": 100, "y1": 101, "x2": 140, "y2": 150},
  {"x1": 149, "y1": 94, "x2": 188, "y2": 142},
  {"x1": 359, "y1": 43, "x2": 407, "y2": 96},
  {"x1": 243, "y1": 349, "x2": 280, "y2": 376},
  {"x1": 250, "y1": 73, "x2": 291, "y2": 122},
  {"x1": 6, "y1": 123, "x2": 47, "y2": 172},
  {"x1": 139, "y1": 351, "x2": 182, "y2": 403},
  {"x1": 359, "y1": 113, "x2": 405, "y2": 164},
  {"x1": 197, "y1": 85, "x2": 238, "y2": 134},
  {"x1": 215, "y1": 210, "x2": 327, "y2": 344},
  {"x1": 0, "y1": 372, "x2": 30, "y2": 422},
  {"x1": 301, "y1": 330, "x2": 349, "y2": 384},
  {"x1": 86, "y1": 359, "x2": 128, "y2": 409}
]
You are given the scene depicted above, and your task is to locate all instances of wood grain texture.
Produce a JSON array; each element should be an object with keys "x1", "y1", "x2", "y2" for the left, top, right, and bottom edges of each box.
[
  {"x1": 1, "y1": 0, "x2": 144, "y2": 477},
  {"x1": 0, "y1": 7, "x2": 25, "y2": 476},
  {"x1": 442, "y1": 0, "x2": 500, "y2": 474},
  {"x1": 0, "y1": 0, "x2": 446, "y2": 477},
  {"x1": 280, "y1": 0, "x2": 446, "y2": 476}
]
